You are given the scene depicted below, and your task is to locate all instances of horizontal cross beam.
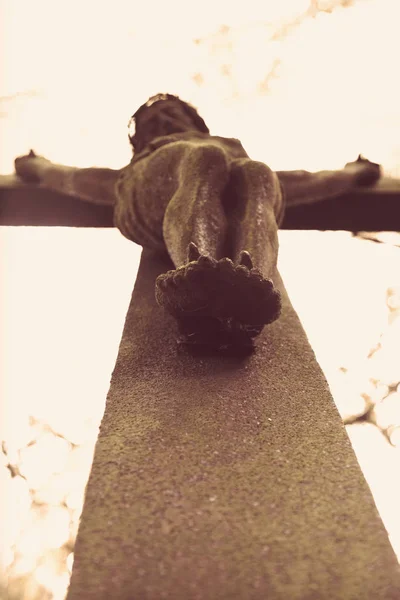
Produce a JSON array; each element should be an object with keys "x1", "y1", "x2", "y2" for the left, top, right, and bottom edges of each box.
[{"x1": 1, "y1": 174, "x2": 400, "y2": 231}]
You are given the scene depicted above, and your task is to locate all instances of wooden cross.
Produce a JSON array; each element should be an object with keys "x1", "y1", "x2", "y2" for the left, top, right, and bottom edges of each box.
[
  {"x1": 15, "y1": 93, "x2": 380, "y2": 353},
  {"x1": 13, "y1": 94, "x2": 400, "y2": 599}
]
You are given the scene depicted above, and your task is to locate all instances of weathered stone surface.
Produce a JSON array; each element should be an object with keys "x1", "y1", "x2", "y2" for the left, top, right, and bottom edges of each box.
[{"x1": 67, "y1": 250, "x2": 400, "y2": 600}]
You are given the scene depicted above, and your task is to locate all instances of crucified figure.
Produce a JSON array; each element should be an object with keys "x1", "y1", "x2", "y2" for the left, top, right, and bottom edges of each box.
[{"x1": 14, "y1": 93, "x2": 381, "y2": 350}]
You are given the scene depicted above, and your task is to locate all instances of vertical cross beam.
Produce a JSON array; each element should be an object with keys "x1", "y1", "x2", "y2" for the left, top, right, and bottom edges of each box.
[{"x1": 67, "y1": 250, "x2": 400, "y2": 600}]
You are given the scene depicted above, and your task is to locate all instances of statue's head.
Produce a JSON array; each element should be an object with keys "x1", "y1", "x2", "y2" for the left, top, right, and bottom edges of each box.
[{"x1": 128, "y1": 94, "x2": 209, "y2": 153}]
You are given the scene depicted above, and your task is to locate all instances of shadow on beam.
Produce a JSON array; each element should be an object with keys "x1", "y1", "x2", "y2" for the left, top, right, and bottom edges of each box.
[{"x1": 0, "y1": 175, "x2": 114, "y2": 228}]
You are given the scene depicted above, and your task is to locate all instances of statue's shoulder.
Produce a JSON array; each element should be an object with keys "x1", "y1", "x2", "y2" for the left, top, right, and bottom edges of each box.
[{"x1": 210, "y1": 136, "x2": 248, "y2": 159}]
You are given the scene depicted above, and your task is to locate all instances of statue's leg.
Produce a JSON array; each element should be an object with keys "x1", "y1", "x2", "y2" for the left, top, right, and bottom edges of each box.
[
  {"x1": 161, "y1": 145, "x2": 230, "y2": 266},
  {"x1": 156, "y1": 148, "x2": 281, "y2": 349},
  {"x1": 277, "y1": 155, "x2": 381, "y2": 207},
  {"x1": 227, "y1": 159, "x2": 283, "y2": 280},
  {"x1": 219, "y1": 159, "x2": 284, "y2": 330},
  {"x1": 14, "y1": 151, "x2": 119, "y2": 206}
]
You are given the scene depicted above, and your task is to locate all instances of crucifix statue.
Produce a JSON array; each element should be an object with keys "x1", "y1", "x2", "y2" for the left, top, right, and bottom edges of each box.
[{"x1": 14, "y1": 93, "x2": 380, "y2": 350}]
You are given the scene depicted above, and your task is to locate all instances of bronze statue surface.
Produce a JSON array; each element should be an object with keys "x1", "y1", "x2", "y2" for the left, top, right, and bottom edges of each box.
[{"x1": 14, "y1": 93, "x2": 381, "y2": 351}]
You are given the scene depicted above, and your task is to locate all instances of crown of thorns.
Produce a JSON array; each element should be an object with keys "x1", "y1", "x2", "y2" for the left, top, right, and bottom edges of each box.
[{"x1": 128, "y1": 94, "x2": 209, "y2": 148}]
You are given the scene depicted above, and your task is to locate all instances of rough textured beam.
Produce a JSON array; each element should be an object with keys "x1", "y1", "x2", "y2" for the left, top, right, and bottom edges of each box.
[
  {"x1": 67, "y1": 250, "x2": 400, "y2": 600},
  {"x1": 0, "y1": 175, "x2": 114, "y2": 227},
  {"x1": 282, "y1": 180, "x2": 400, "y2": 231}
]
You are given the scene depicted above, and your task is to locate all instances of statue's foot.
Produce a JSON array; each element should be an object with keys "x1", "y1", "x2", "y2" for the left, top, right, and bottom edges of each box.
[
  {"x1": 14, "y1": 150, "x2": 50, "y2": 183},
  {"x1": 155, "y1": 244, "x2": 281, "y2": 345},
  {"x1": 345, "y1": 154, "x2": 381, "y2": 186}
]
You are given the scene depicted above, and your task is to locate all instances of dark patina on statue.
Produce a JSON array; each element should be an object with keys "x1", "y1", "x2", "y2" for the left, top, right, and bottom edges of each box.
[{"x1": 15, "y1": 93, "x2": 381, "y2": 351}]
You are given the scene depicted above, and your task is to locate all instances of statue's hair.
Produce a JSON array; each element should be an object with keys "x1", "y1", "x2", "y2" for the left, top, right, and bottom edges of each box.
[{"x1": 128, "y1": 94, "x2": 209, "y2": 151}]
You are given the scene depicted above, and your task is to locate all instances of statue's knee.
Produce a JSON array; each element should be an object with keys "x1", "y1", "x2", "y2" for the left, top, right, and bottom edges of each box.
[
  {"x1": 236, "y1": 159, "x2": 275, "y2": 182},
  {"x1": 230, "y1": 159, "x2": 282, "y2": 217}
]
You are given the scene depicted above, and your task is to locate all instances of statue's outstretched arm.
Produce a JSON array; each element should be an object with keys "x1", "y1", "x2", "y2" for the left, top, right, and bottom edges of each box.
[
  {"x1": 14, "y1": 151, "x2": 120, "y2": 206},
  {"x1": 277, "y1": 155, "x2": 381, "y2": 207}
]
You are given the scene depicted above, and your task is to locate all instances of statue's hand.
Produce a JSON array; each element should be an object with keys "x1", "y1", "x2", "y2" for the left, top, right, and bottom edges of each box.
[
  {"x1": 345, "y1": 155, "x2": 381, "y2": 187},
  {"x1": 15, "y1": 150, "x2": 50, "y2": 183}
]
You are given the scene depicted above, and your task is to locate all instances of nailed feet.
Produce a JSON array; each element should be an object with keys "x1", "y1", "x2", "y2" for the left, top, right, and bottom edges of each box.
[{"x1": 155, "y1": 243, "x2": 281, "y2": 349}]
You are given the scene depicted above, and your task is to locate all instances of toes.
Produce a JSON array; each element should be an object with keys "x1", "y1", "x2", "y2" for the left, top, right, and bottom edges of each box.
[
  {"x1": 155, "y1": 275, "x2": 166, "y2": 288},
  {"x1": 185, "y1": 264, "x2": 202, "y2": 281},
  {"x1": 238, "y1": 250, "x2": 253, "y2": 270},
  {"x1": 187, "y1": 242, "x2": 200, "y2": 262},
  {"x1": 259, "y1": 277, "x2": 274, "y2": 292},
  {"x1": 173, "y1": 269, "x2": 185, "y2": 284},
  {"x1": 156, "y1": 254, "x2": 282, "y2": 331},
  {"x1": 218, "y1": 257, "x2": 234, "y2": 272},
  {"x1": 156, "y1": 273, "x2": 173, "y2": 289},
  {"x1": 236, "y1": 264, "x2": 250, "y2": 277},
  {"x1": 198, "y1": 255, "x2": 214, "y2": 267}
]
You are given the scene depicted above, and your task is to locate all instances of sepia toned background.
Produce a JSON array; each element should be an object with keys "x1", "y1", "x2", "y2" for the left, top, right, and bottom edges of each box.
[{"x1": 1, "y1": 1, "x2": 399, "y2": 598}]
